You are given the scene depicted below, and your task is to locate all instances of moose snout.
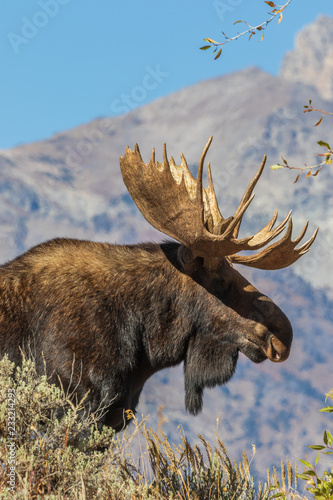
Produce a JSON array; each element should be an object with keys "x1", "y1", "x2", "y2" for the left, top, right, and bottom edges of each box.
[{"x1": 266, "y1": 334, "x2": 290, "y2": 363}]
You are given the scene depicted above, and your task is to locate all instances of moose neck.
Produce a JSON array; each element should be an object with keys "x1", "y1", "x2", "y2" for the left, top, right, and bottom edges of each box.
[
  {"x1": 132, "y1": 242, "x2": 257, "y2": 414},
  {"x1": 113, "y1": 241, "x2": 291, "y2": 415},
  {"x1": 133, "y1": 243, "x2": 253, "y2": 369}
]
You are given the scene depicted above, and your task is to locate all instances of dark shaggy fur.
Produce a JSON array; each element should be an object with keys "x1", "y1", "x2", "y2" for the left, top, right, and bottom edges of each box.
[{"x1": 0, "y1": 238, "x2": 292, "y2": 430}]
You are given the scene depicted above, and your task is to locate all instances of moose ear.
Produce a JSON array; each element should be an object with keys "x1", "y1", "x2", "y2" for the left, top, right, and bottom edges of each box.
[{"x1": 177, "y1": 245, "x2": 195, "y2": 269}]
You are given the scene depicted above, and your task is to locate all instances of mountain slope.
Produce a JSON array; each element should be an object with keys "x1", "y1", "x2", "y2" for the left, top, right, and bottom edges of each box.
[{"x1": 281, "y1": 15, "x2": 333, "y2": 101}]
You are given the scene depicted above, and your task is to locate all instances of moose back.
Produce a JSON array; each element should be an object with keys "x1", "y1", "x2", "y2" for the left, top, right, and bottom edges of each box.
[{"x1": 0, "y1": 138, "x2": 318, "y2": 431}]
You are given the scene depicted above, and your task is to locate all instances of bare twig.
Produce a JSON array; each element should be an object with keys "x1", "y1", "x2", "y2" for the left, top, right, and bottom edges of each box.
[
  {"x1": 271, "y1": 142, "x2": 333, "y2": 183},
  {"x1": 271, "y1": 155, "x2": 330, "y2": 183}
]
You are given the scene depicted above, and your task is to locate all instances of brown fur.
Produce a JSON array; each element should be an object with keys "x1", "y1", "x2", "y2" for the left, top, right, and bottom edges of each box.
[{"x1": 0, "y1": 237, "x2": 292, "y2": 430}]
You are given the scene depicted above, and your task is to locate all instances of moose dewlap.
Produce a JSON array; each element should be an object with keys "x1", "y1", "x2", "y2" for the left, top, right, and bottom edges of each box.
[{"x1": 0, "y1": 137, "x2": 318, "y2": 431}]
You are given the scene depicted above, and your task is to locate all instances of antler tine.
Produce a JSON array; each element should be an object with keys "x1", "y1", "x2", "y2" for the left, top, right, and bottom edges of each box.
[
  {"x1": 196, "y1": 136, "x2": 213, "y2": 205},
  {"x1": 266, "y1": 210, "x2": 278, "y2": 230},
  {"x1": 207, "y1": 162, "x2": 214, "y2": 193},
  {"x1": 232, "y1": 155, "x2": 267, "y2": 238},
  {"x1": 134, "y1": 143, "x2": 142, "y2": 160},
  {"x1": 297, "y1": 226, "x2": 319, "y2": 255},
  {"x1": 222, "y1": 194, "x2": 255, "y2": 239},
  {"x1": 180, "y1": 152, "x2": 189, "y2": 168},
  {"x1": 246, "y1": 210, "x2": 292, "y2": 250},
  {"x1": 292, "y1": 220, "x2": 309, "y2": 245},
  {"x1": 230, "y1": 219, "x2": 319, "y2": 269},
  {"x1": 206, "y1": 161, "x2": 224, "y2": 230},
  {"x1": 150, "y1": 147, "x2": 155, "y2": 165},
  {"x1": 163, "y1": 143, "x2": 168, "y2": 167}
]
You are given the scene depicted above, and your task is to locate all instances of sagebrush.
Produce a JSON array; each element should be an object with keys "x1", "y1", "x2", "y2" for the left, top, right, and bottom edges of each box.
[{"x1": 0, "y1": 354, "x2": 268, "y2": 499}]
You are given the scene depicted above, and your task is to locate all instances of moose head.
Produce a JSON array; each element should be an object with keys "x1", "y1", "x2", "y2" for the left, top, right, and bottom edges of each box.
[{"x1": 120, "y1": 137, "x2": 318, "y2": 415}]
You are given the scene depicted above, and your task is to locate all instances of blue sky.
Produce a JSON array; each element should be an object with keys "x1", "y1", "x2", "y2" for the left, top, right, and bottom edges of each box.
[{"x1": 1, "y1": 0, "x2": 333, "y2": 149}]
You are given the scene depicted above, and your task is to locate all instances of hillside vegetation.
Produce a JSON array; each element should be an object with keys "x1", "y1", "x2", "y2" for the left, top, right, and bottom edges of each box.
[{"x1": 0, "y1": 355, "x2": 332, "y2": 499}]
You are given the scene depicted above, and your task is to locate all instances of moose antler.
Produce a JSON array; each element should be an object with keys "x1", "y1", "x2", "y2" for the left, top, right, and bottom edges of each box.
[{"x1": 120, "y1": 138, "x2": 318, "y2": 269}]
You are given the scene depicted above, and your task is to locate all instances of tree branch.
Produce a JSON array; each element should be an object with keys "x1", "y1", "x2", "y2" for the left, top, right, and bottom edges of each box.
[{"x1": 200, "y1": 1, "x2": 294, "y2": 60}]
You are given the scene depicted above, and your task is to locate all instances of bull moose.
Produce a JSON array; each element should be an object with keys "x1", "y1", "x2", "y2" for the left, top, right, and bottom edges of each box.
[{"x1": 0, "y1": 137, "x2": 318, "y2": 431}]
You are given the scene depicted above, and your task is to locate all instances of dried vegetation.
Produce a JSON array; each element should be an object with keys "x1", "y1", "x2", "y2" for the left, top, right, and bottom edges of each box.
[{"x1": 0, "y1": 355, "x2": 332, "y2": 499}]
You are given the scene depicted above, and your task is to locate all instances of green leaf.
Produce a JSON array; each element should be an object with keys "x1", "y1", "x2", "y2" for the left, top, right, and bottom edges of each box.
[
  {"x1": 297, "y1": 473, "x2": 311, "y2": 481},
  {"x1": 315, "y1": 116, "x2": 324, "y2": 127},
  {"x1": 200, "y1": 46, "x2": 211, "y2": 50},
  {"x1": 308, "y1": 445, "x2": 326, "y2": 450},
  {"x1": 281, "y1": 154, "x2": 288, "y2": 165},
  {"x1": 303, "y1": 470, "x2": 317, "y2": 476},
  {"x1": 270, "y1": 164, "x2": 284, "y2": 170},
  {"x1": 214, "y1": 48, "x2": 222, "y2": 60},
  {"x1": 315, "y1": 452, "x2": 320, "y2": 466},
  {"x1": 269, "y1": 493, "x2": 284, "y2": 499},
  {"x1": 204, "y1": 37, "x2": 218, "y2": 44},
  {"x1": 326, "y1": 430, "x2": 333, "y2": 446},
  {"x1": 299, "y1": 459, "x2": 313, "y2": 468},
  {"x1": 319, "y1": 406, "x2": 333, "y2": 412},
  {"x1": 317, "y1": 140, "x2": 331, "y2": 149}
]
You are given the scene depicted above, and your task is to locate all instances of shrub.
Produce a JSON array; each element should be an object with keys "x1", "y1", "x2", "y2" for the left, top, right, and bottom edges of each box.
[{"x1": 0, "y1": 354, "x2": 269, "y2": 499}]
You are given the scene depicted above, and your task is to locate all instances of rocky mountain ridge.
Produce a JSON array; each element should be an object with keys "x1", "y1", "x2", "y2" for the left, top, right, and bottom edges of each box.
[{"x1": 281, "y1": 15, "x2": 333, "y2": 101}]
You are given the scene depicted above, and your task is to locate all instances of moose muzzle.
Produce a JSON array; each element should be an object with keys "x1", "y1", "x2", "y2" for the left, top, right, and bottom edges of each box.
[{"x1": 266, "y1": 334, "x2": 290, "y2": 362}]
